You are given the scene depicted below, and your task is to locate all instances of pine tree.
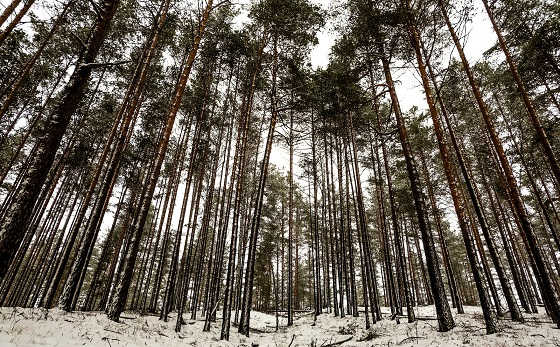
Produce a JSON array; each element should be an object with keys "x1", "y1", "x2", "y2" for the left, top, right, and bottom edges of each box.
[{"x1": 0, "y1": 0, "x2": 121, "y2": 280}]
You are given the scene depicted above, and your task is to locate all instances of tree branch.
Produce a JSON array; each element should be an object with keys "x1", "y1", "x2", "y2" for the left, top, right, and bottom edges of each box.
[
  {"x1": 88, "y1": 0, "x2": 101, "y2": 18},
  {"x1": 212, "y1": 0, "x2": 231, "y2": 10},
  {"x1": 79, "y1": 60, "x2": 132, "y2": 70},
  {"x1": 70, "y1": 32, "x2": 87, "y2": 50}
]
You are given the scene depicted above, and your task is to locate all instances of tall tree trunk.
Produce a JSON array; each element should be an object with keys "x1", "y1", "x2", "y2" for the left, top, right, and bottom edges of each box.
[
  {"x1": 323, "y1": 120, "x2": 340, "y2": 318},
  {"x1": 55, "y1": 5, "x2": 169, "y2": 308},
  {"x1": 346, "y1": 127, "x2": 379, "y2": 323},
  {"x1": 407, "y1": 20, "x2": 497, "y2": 333},
  {"x1": 366, "y1": 75, "x2": 398, "y2": 316},
  {"x1": 0, "y1": 0, "x2": 37, "y2": 48},
  {"x1": 0, "y1": 0, "x2": 76, "y2": 120},
  {"x1": 375, "y1": 110, "x2": 414, "y2": 322},
  {"x1": 221, "y1": 39, "x2": 264, "y2": 340},
  {"x1": 377, "y1": 37, "x2": 454, "y2": 332},
  {"x1": 418, "y1": 150, "x2": 463, "y2": 313},
  {"x1": 480, "y1": 0, "x2": 560, "y2": 188},
  {"x1": 420, "y1": 33, "x2": 523, "y2": 321},
  {"x1": 0, "y1": 0, "x2": 23, "y2": 27},
  {"x1": 478, "y1": 160, "x2": 531, "y2": 313},
  {"x1": 311, "y1": 110, "x2": 322, "y2": 316},
  {"x1": 239, "y1": 32, "x2": 280, "y2": 337},
  {"x1": 288, "y1": 102, "x2": 295, "y2": 326},
  {"x1": 329, "y1": 134, "x2": 346, "y2": 318},
  {"x1": 105, "y1": 0, "x2": 214, "y2": 321},
  {"x1": 437, "y1": 0, "x2": 560, "y2": 325},
  {"x1": 0, "y1": 0, "x2": 121, "y2": 280}
]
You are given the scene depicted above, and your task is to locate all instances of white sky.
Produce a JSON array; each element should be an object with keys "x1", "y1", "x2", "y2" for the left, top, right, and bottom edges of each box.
[{"x1": 205, "y1": 0, "x2": 499, "y2": 234}]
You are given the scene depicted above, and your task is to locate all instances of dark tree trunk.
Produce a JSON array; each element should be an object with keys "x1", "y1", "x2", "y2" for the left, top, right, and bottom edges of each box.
[
  {"x1": 480, "y1": 0, "x2": 560, "y2": 188},
  {"x1": 418, "y1": 151, "x2": 463, "y2": 313},
  {"x1": 377, "y1": 38, "x2": 455, "y2": 332},
  {"x1": 407, "y1": 20, "x2": 497, "y2": 333},
  {"x1": 435, "y1": 2, "x2": 523, "y2": 322},
  {"x1": 0, "y1": 0, "x2": 121, "y2": 280},
  {"x1": 0, "y1": 0, "x2": 37, "y2": 47},
  {"x1": 239, "y1": 33, "x2": 281, "y2": 337},
  {"x1": 0, "y1": 0, "x2": 75, "y2": 120},
  {"x1": 438, "y1": 0, "x2": 560, "y2": 325},
  {"x1": 105, "y1": 0, "x2": 213, "y2": 321}
]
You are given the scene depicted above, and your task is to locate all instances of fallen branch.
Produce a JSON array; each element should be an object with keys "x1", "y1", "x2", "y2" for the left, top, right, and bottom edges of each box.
[
  {"x1": 322, "y1": 336, "x2": 353, "y2": 346},
  {"x1": 101, "y1": 336, "x2": 119, "y2": 347},
  {"x1": 288, "y1": 334, "x2": 296, "y2": 347},
  {"x1": 398, "y1": 336, "x2": 425, "y2": 345},
  {"x1": 103, "y1": 328, "x2": 122, "y2": 335}
]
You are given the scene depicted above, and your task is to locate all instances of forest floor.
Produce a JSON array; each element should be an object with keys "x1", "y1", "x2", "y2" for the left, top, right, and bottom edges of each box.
[{"x1": 0, "y1": 305, "x2": 558, "y2": 346}]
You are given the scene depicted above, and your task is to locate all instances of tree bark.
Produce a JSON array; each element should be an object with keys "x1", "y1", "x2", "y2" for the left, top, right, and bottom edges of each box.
[
  {"x1": 437, "y1": 0, "x2": 560, "y2": 325},
  {"x1": 480, "y1": 0, "x2": 560, "y2": 188},
  {"x1": 377, "y1": 37, "x2": 454, "y2": 332},
  {"x1": 0, "y1": 0, "x2": 121, "y2": 281},
  {"x1": 105, "y1": 0, "x2": 213, "y2": 321}
]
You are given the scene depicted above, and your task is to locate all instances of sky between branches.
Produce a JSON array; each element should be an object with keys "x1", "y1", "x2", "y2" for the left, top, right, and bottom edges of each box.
[{"x1": 0, "y1": 0, "x2": 501, "y2": 240}]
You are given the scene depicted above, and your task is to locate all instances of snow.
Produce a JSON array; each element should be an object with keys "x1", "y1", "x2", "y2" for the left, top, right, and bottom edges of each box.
[{"x1": 0, "y1": 305, "x2": 558, "y2": 346}]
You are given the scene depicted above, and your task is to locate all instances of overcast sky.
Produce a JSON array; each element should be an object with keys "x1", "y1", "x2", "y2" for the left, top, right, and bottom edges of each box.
[{"x1": 307, "y1": 0, "x2": 496, "y2": 108}]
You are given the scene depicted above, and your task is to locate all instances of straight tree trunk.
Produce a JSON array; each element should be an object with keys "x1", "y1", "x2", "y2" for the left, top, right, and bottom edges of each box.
[
  {"x1": 375, "y1": 111, "x2": 415, "y2": 322},
  {"x1": 0, "y1": 0, "x2": 37, "y2": 48},
  {"x1": 287, "y1": 103, "x2": 295, "y2": 326},
  {"x1": 105, "y1": 0, "x2": 214, "y2": 321},
  {"x1": 406, "y1": 20, "x2": 497, "y2": 333},
  {"x1": 478, "y1": 161, "x2": 531, "y2": 313},
  {"x1": 377, "y1": 37, "x2": 454, "y2": 332},
  {"x1": 0, "y1": 0, "x2": 23, "y2": 27},
  {"x1": 0, "y1": 0, "x2": 76, "y2": 120},
  {"x1": 367, "y1": 61, "x2": 403, "y2": 316},
  {"x1": 239, "y1": 33, "x2": 280, "y2": 337},
  {"x1": 418, "y1": 150, "x2": 463, "y2": 313},
  {"x1": 311, "y1": 110, "x2": 322, "y2": 316},
  {"x1": 0, "y1": 0, "x2": 121, "y2": 280},
  {"x1": 323, "y1": 119, "x2": 340, "y2": 318},
  {"x1": 58, "y1": 0, "x2": 172, "y2": 311},
  {"x1": 221, "y1": 40, "x2": 264, "y2": 340},
  {"x1": 480, "y1": 0, "x2": 560, "y2": 188},
  {"x1": 437, "y1": 0, "x2": 560, "y2": 325}
]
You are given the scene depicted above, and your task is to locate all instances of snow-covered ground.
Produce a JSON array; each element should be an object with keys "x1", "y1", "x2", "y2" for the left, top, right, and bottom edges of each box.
[{"x1": 0, "y1": 305, "x2": 558, "y2": 346}]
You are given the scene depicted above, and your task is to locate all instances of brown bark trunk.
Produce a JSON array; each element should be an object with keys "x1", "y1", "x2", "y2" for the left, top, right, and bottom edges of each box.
[
  {"x1": 105, "y1": 0, "x2": 214, "y2": 322},
  {"x1": 437, "y1": 0, "x2": 560, "y2": 324},
  {"x1": 0, "y1": 0, "x2": 120, "y2": 280},
  {"x1": 377, "y1": 38, "x2": 454, "y2": 332},
  {"x1": 480, "y1": 0, "x2": 560, "y2": 188}
]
